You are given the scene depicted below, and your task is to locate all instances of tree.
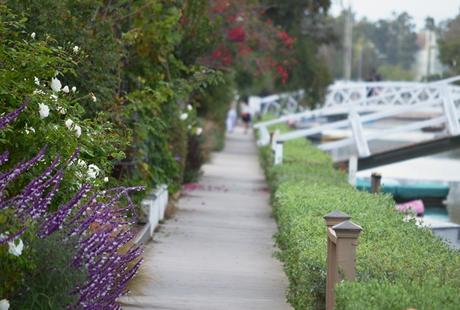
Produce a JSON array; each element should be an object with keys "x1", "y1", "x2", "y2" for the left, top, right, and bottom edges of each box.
[
  {"x1": 262, "y1": 0, "x2": 334, "y2": 106},
  {"x1": 324, "y1": 11, "x2": 418, "y2": 81},
  {"x1": 439, "y1": 14, "x2": 460, "y2": 74}
]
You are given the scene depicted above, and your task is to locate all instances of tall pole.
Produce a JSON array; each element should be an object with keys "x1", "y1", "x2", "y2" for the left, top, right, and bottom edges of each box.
[
  {"x1": 357, "y1": 41, "x2": 363, "y2": 80},
  {"x1": 343, "y1": 5, "x2": 353, "y2": 80},
  {"x1": 426, "y1": 30, "x2": 432, "y2": 78}
]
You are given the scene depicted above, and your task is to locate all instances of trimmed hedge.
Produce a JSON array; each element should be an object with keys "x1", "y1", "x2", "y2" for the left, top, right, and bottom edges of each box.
[{"x1": 259, "y1": 137, "x2": 460, "y2": 310}]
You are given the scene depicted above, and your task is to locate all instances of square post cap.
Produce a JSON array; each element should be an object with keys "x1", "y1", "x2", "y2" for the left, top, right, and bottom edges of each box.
[
  {"x1": 332, "y1": 220, "x2": 362, "y2": 238},
  {"x1": 324, "y1": 211, "x2": 351, "y2": 227},
  {"x1": 371, "y1": 172, "x2": 382, "y2": 179}
]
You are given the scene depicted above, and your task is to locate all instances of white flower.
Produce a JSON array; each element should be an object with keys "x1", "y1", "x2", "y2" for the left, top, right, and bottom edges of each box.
[
  {"x1": 8, "y1": 238, "x2": 24, "y2": 256},
  {"x1": 180, "y1": 113, "x2": 188, "y2": 121},
  {"x1": 187, "y1": 125, "x2": 192, "y2": 130},
  {"x1": 0, "y1": 299, "x2": 10, "y2": 310},
  {"x1": 196, "y1": 127, "x2": 203, "y2": 136},
  {"x1": 51, "y1": 77, "x2": 62, "y2": 92},
  {"x1": 77, "y1": 159, "x2": 87, "y2": 168},
  {"x1": 73, "y1": 45, "x2": 80, "y2": 53},
  {"x1": 50, "y1": 94, "x2": 58, "y2": 101},
  {"x1": 34, "y1": 76, "x2": 40, "y2": 86},
  {"x1": 91, "y1": 94, "x2": 97, "y2": 102},
  {"x1": 33, "y1": 89, "x2": 45, "y2": 95},
  {"x1": 57, "y1": 106, "x2": 66, "y2": 115},
  {"x1": 187, "y1": 104, "x2": 193, "y2": 111},
  {"x1": 104, "y1": 177, "x2": 109, "y2": 183},
  {"x1": 74, "y1": 125, "x2": 82, "y2": 138},
  {"x1": 87, "y1": 164, "x2": 100, "y2": 179},
  {"x1": 38, "y1": 103, "x2": 50, "y2": 119},
  {"x1": 31, "y1": 32, "x2": 36, "y2": 39},
  {"x1": 65, "y1": 118, "x2": 74, "y2": 129},
  {"x1": 72, "y1": 86, "x2": 77, "y2": 93},
  {"x1": 25, "y1": 126, "x2": 35, "y2": 135},
  {"x1": 62, "y1": 85, "x2": 69, "y2": 93}
]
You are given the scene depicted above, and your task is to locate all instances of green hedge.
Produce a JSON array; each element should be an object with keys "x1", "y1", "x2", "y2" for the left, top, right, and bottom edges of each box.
[{"x1": 259, "y1": 137, "x2": 460, "y2": 310}]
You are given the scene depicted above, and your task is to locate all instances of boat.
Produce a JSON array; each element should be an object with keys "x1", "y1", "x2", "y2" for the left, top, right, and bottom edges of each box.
[{"x1": 396, "y1": 199, "x2": 424, "y2": 215}]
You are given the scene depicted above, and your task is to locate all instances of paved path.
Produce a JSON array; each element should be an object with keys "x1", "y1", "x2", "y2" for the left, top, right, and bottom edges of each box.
[{"x1": 119, "y1": 127, "x2": 290, "y2": 310}]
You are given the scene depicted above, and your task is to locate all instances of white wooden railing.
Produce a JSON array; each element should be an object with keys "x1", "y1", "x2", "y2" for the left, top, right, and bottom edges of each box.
[{"x1": 254, "y1": 76, "x2": 460, "y2": 167}]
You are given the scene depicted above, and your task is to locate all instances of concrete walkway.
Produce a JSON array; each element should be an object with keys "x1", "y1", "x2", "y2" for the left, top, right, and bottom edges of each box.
[{"x1": 120, "y1": 127, "x2": 291, "y2": 310}]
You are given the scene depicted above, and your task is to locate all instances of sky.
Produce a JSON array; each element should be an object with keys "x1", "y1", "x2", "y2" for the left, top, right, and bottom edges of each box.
[{"x1": 330, "y1": 0, "x2": 460, "y2": 30}]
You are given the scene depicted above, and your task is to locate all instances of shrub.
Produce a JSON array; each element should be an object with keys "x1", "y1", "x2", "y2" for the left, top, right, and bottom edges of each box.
[
  {"x1": 0, "y1": 105, "x2": 143, "y2": 309},
  {"x1": 259, "y1": 136, "x2": 460, "y2": 309}
]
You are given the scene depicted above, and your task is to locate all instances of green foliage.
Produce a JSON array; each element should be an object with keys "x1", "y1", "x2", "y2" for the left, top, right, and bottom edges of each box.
[
  {"x1": 439, "y1": 14, "x2": 460, "y2": 75},
  {"x1": 195, "y1": 72, "x2": 235, "y2": 125},
  {"x1": 1, "y1": 216, "x2": 85, "y2": 308},
  {"x1": 263, "y1": 0, "x2": 333, "y2": 104},
  {"x1": 336, "y1": 280, "x2": 460, "y2": 310},
  {"x1": 0, "y1": 5, "x2": 123, "y2": 202},
  {"x1": 357, "y1": 12, "x2": 418, "y2": 70},
  {"x1": 378, "y1": 64, "x2": 414, "y2": 80},
  {"x1": 6, "y1": 0, "x2": 124, "y2": 111},
  {"x1": 4, "y1": 0, "x2": 227, "y2": 200},
  {"x1": 9, "y1": 231, "x2": 86, "y2": 309},
  {"x1": 259, "y1": 134, "x2": 460, "y2": 309},
  {"x1": 184, "y1": 133, "x2": 205, "y2": 183},
  {"x1": 324, "y1": 11, "x2": 419, "y2": 81}
]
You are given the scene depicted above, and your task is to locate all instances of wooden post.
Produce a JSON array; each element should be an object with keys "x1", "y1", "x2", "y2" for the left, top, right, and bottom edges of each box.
[
  {"x1": 333, "y1": 220, "x2": 362, "y2": 281},
  {"x1": 370, "y1": 172, "x2": 382, "y2": 193},
  {"x1": 324, "y1": 211, "x2": 351, "y2": 310}
]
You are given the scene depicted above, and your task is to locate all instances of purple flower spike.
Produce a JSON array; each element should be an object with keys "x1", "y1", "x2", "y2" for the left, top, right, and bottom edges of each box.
[{"x1": 0, "y1": 101, "x2": 28, "y2": 130}]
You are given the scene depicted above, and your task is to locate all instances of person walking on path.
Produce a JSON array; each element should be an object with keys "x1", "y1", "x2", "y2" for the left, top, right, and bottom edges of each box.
[{"x1": 240, "y1": 99, "x2": 251, "y2": 133}]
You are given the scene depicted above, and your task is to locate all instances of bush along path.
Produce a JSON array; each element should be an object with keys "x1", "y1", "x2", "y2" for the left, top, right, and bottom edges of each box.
[
  {"x1": 0, "y1": 105, "x2": 143, "y2": 309},
  {"x1": 259, "y1": 135, "x2": 460, "y2": 310},
  {"x1": 119, "y1": 126, "x2": 291, "y2": 310}
]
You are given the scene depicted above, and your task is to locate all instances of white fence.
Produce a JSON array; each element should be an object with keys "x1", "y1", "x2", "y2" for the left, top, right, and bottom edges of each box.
[
  {"x1": 254, "y1": 76, "x2": 460, "y2": 166},
  {"x1": 249, "y1": 90, "x2": 304, "y2": 116}
]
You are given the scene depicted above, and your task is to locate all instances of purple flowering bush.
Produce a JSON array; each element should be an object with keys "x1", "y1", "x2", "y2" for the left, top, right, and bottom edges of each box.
[{"x1": 0, "y1": 105, "x2": 144, "y2": 308}]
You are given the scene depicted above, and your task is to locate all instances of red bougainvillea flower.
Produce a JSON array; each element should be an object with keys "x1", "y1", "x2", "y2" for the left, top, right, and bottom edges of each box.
[
  {"x1": 226, "y1": 14, "x2": 237, "y2": 23},
  {"x1": 211, "y1": 0, "x2": 230, "y2": 13},
  {"x1": 277, "y1": 31, "x2": 295, "y2": 49},
  {"x1": 227, "y1": 26, "x2": 246, "y2": 42},
  {"x1": 211, "y1": 45, "x2": 233, "y2": 66},
  {"x1": 212, "y1": 48, "x2": 222, "y2": 60},
  {"x1": 277, "y1": 65, "x2": 289, "y2": 84},
  {"x1": 238, "y1": 43, "x2": 252, "y2": 57},
  {"x1": 221, "y1": 51, "x2": 233, "y2": 66}
]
